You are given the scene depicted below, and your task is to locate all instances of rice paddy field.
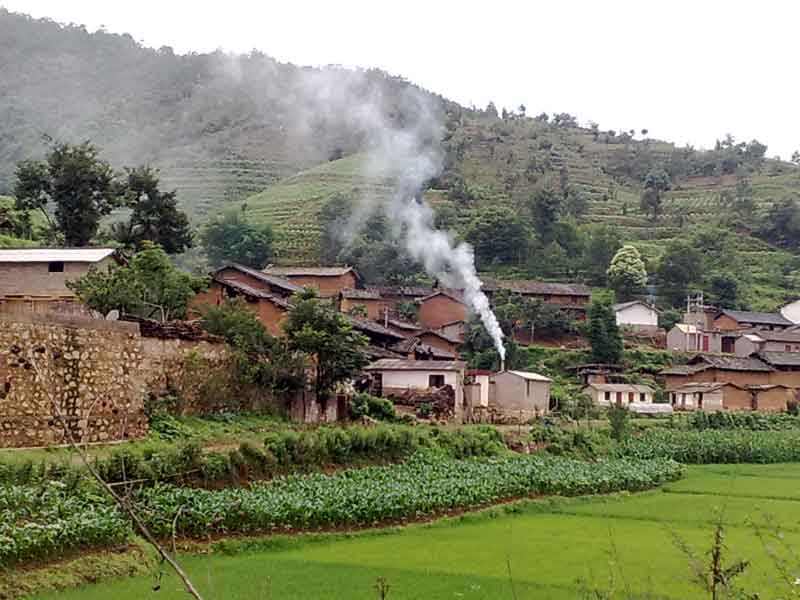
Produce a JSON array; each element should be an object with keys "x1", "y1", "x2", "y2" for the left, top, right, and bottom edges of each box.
[{"x1": 34, "y1": 463, "x2": 800, "y2": 599}]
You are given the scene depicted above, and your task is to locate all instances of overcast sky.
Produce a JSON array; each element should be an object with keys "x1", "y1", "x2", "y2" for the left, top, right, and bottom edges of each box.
[{"x1": 4, "y1": 0, "x2": 798, "y2": 159}]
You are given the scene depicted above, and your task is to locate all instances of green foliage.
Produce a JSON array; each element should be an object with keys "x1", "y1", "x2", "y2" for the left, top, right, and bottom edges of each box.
[
  {"x1": 284, "y1": 288, "x2": 369, "y2": 398},
  {"x1": 616, "y1": 429, "x2": 800, "y2": 463},
  {"x1": 201, "y1": 209, "x2": 274, "y2": 269},
  {"x1": 583, "y1": 224, "x2": 622, "y2": 285},
  {"x1": 114, "y1": 166, "x2": 193, "y2": 254},
  {"x1": 349, "y1": 393, "x2": 396, "y2": 421},
  {"x1": 758, "y1": 195, "x2": 800, "y2": 251},
  {"x1": 201, "y1": 299, "x2": 304, "y2": 391},
  {"x1": 14, "y1": 141, "x2": 123, "y2": 246},
  {"x1": 133, "y1": 454, "x2": 681, "y2": 539},
  {"x1": 530, "y1": 183, "x2": 561, "y2": 244},
  {"x1": 607, "y1": 245, "x2": 647, "y2": 301},
  {"x1": 491, "y1": 289, "x2": 575, "y2": 339},
  {"x1": 656, "y1": 239, "x2": 702, "y2": 308},
  {"x1": 639, "y1": 169, "x2": 671, "y2": 220},
  {"x1": 465, "y1": 206, "x2": 530, "y2": 267},
  {"x1": 67, "y1": 242, "x2": 206, "y2": 320},
  {"x1": 607, "y1": 405, "x2": 631, "y2": 442},
  {"x1": 688, "y1": 411, "x2": 800, "y2": 431},
  {"x1": 587, "y1": 296, "x2": 623, "y2": 364}
]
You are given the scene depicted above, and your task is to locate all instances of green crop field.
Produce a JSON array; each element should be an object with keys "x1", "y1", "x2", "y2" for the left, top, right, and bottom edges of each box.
[{"x1": 35, "y1": 464, "x2": 800, "y2": 599}]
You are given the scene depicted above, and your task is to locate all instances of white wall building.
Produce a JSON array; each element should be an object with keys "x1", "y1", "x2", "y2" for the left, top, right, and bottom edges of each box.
[
  {"x1": 780, "y1": 299, "x2": 800, "y2": 324},
  {"x1": 613, "y1": 301, "x2": 659, "y2": 330}
]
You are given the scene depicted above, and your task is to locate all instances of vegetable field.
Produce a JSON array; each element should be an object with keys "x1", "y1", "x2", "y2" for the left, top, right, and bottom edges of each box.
[{"x1": 30, "y1": 463, "x2": 800, "y2": 599}]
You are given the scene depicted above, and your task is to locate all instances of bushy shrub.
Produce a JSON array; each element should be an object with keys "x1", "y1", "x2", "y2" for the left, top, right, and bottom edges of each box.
[
  {"x1": 688, "y1": 411, "x2": 800, "y2": 431},
  {"x1": 350, "y1": 393, "x2": 396, "y2": 421},
  {"x1": 608, "y1": 405, "x2": 631, "y2": 441}
]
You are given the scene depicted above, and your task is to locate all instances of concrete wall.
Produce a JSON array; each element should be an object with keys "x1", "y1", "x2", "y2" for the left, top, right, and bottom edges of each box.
[
  {"x1": 616, "y1": 304, "x2": 658, "y2": 327},
  {"x1": 0, "y1": 257, "x2": 116, "y2": 298},
  {"x1": 489, "y1": 372, "x2": 550, "y2": 419},
  {"x1": 667, "y1": 328, "x2": 722, "y2": 353},
  {"x1": 418, "y1": 295, "x2": 467, "y2": 329}
]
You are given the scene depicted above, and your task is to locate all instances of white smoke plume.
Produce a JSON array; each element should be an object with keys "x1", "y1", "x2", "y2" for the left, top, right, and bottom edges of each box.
[{"x1": 294, "y1": 72, "x2": 506, "y2": 360}]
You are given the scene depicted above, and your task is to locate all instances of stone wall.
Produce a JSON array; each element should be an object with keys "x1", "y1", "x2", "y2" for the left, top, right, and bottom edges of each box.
[
  {"x1": 0, "y1": 314, "x2": 281, "y2": 448},
  {"x1": 0, "y1": 313, "x2": 147, "y2": 448}
]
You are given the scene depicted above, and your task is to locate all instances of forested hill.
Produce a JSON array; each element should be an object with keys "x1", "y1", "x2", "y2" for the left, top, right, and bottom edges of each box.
[{"x1": 3, "y1": 9, "x2": 800, "y2": 310}]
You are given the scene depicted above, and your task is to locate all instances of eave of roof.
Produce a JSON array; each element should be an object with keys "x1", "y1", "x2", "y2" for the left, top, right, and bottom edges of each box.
[
  {"x1": 0, "y1": 247, "x2": 117, "y2": 263},
  {"x1": 218, "y1": 263, "x2": 300, "y2": 293}
]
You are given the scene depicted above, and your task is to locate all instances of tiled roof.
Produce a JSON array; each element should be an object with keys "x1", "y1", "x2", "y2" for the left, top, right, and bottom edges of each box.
[
  {"x1": 364, "y1": 345, "x2": 405, "y2": 360},
  {"x1": 483, "y1": 279, "x2": 591, "y2": 297},
  {"x1": 340, "y1": 288, "x2": 382, "y2": 300},
  {"x1": 716, "y1": 310, "x2": 793, "y2": 327},
  {"x1": 0, "y1": 248, "x2": 117, "y2": 263},
  {"x1": 689, "y1": 354, "x2": 774, "y2": 372},
  {"x1": 415, "y1": 343, "x2": 457, "y2": 360},
  {"x1": 385, "y1": 318, "x2": 422, "y2": 332},
  {"x1": 756, "y1": 351, "x2": 800, "y2": 368},
  {"x1": 263, "y1": 265, "x2": 360, "y2": 279},
  {"x1": 414, "y1": 329, "x2": 462, "y2": 345},
  {"x1": 372, "y1": 285, "x2": 433, "y2": 298},
  {"x1": 219, "y1": 264, "x2": 300, "y2": 294},
  {"x1": 365, "y1": 359, "x2": 466, "y2": 371},
  {"x1": 660, "y1": 365, "x2": 707, "y2": 376},
  {"x1": 419, "y1": 289, "x2": 466, "y2": 305},
  {"x1": 742, "y1": 329, "x2": 800, "y2": 343},
  {"x1": 390, "y1": 337, "x2": 420, "y2": 354},
  {"x1": 215, "y1": 277, "x2": 291, "y2": 309},
  {"x1": 345, "y1": 315, "x2": 406, "y2": 340}
]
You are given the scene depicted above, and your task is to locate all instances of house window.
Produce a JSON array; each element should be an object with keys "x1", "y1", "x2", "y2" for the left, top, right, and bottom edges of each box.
[
  {"x1": 787, "y1": 345, "x2": 792, "y2": 352},
  {"x1": 429, "y1": 374, "x2": 445, "y2": 388},
  {"x1": 698, "y1": 393, "x2": 704, "y2": 408},
  {"x1": 48, "y1": 261, "x2": 64, "y2": 273},
  {"x1": 640, "y1": 393, "x2": 646, "y2": 402},
  {"x1": 628, "y1": 392, "x2": 634, "y2": 404},
  {"x1": 604, "y1": 391, "x2": 611, "y2": 402}
]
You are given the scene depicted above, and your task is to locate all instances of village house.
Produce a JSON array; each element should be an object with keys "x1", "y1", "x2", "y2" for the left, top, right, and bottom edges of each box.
[
  {"x1": 583, "y1": 383, "x2": 654, "y2": 406},
  {"x1": 489, "y1": 370, "x2": 553, "y2": 420},
  {"x1": 755, "y1": 351, "x2": 800, "y2": 388},
  {"x1": 713, "y1": 309, "x2": 793, "y2": 332},
  {"x1": 483, "y1": 279, "x2": 591, "y2": 319},
  {"x1": 383, "y1": 318, "x2": 423, "y2": 338},
  {"x1": 417, "y1": 290, "x2": 468, "y2": 329},
  {"x1": 668, "y1": 382, "x2": 794, "y2": 412},
  {"x1": 437, "y1": 319, "x2": 466, "y2": 342},
  {"x1": 345, "y1": 314, "x2": 408, "y2": 360},
  {"x1": 612, "y1": 300, "x2": 659, "y2": 331},
  {"x1": 413, "y1": 329, "x2": 461, "y2": 357},
  {"x1": 666, "y1": 323, "x2": 738, "y2": 354},
  {"x1": 570, "y1": 363, "x2": 625, "y2": 385},
  {"x1": 0, "y1": 248, "x2": 121, "y2": 315},
  {"x1": 190, "y1": 264, "x2": 300, "y2": 336},
  {"x1": 371, "y1": 285, "x2": 433, "y2": 311},
  {"x1": 364, "y1": 359, "x2": 467, "y2": 420},
  {"x1": 465, "y1": 369, "x2": 491, "y2": 409},
  {"x1": 261, "y1": 266, "x2": 362, "y2": 298},
  {"x1": 338, "y1": 288, "x2": 387, "y2": 319},
  {"x1": 389, "y1": 336, "x2": 456, "y2": 361},
  {"x1": 735, "y1": 330, "x2": 800, "y2": 356},
  {"x1": 660, "y1": 354, "x2": 774, "y2": 389}
]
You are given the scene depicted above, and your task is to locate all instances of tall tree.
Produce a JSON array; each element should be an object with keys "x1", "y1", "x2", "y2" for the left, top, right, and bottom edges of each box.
[
  {"x1": 587, "y1": 297, "x2": 623, "y2": 364},
  {"x1": 118, "y1": 166, "x2": 193, "y2": 254},
  {"x1": 14, "y1": 141, "x2": 123, "y2": 246},
  {"x1": 283, "y1": 288, "x2": 369, "y2": 399},
  {"x1": 639, "y1": 169, "x2": 671, "y2": 221},
  {"x1": 530, "y1": 183, "x2": 562, "y2": 244},
  {"x1": 201, "y1": 209, "x2": 274, "y2": 269},
  {"x1": 584, "y1": 224, "x2": 622, "y2": 285},
  {"x1": 607, "y1": 245, "x2": 648, "y2": 301},
  {"x1": 465, "y1": 207, "x2": 530, "y2": 267},
  {"x1": 656, "y1": 240, "x2": 703, "y2": 308}
]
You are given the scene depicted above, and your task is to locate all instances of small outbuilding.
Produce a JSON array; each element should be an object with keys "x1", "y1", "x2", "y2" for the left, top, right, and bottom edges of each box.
[
  {"x1": 613, "y1": 300, "x2": 659, "y2": 331},
  {"x1": 489, "y1": 370, "x2": 553, "y2": 421}
]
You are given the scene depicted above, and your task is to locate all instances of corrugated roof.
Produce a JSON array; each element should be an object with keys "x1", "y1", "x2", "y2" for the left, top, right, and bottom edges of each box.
[
  {"x1": 756, "y1": 351, "x2": 800, "y2": 367},
  {"x1": 689, "y1": 354, "x2": 774, "y2": 372},
  {"x1": 263, "y1": 265, "x2": 360, "y2": 279},
  {"x1": 0, "y1": 248, "x2": 116, "y2": 263},
  {"x1": 504, "y1": 370, "x2": 553, "y2": 382},
  {"x1": 585, "y1": 383, "x2": 654, "y2": 393},
  {"x1": 716, "y1": 309, "x2": 793, "y2": 327},
  {"x1": 219, "y1": 264, "x2": 300, "y2": 294},
  {"x1": 483, "y1": 279, "x2": 591, "y2": 297},
  {"x1": 365, "y1": 359, "x2": 466, "y2": 371}
]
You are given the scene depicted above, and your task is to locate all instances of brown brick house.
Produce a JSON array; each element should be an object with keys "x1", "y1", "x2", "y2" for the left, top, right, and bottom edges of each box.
[
  {"x1": 660, "y1": 354, "x2": 774, "y2": 388},
  {"x1": 483, "y1": 279, "x2": 591, "y2": 318},
  {"x1": 413, "y1": 329, "x2": 461, "y2": 357},
  {"x1": 668, "y1": 382, "x2": 794, "y2": 412},
  {"x1": 339, "y1": 288, "x2": 387, "y2": 319},
  {"x1": 0, "y1": 248, "x2": 121, "y2": 314},
  {"x1": 418, "y1": 290, "x2": 467, "y2": 329},
  {"x1": 262, "y1": 266, "x2": 361, "y2": 298},
  {"x1": 713, "y1": 309, "x2": 793, "y2": 332},
  {"x1": 755, "y1": 352, "x2": 800, "y2": 388}
]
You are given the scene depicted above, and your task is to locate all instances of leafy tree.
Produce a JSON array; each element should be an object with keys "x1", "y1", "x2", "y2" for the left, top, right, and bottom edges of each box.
[
  {"x1": 564, "y1": 190, "x2": 588, "y2": 219},
  {"x1": 117, "y1": 166, "x2": 193, "y2": 254},
  {"x1": 607, "y1": 245, "x2": 647, "y2": 301},
  {"x1": 13, "y1": 141, "x2": 123, "y2": 246},
  {"x1": 484, "y1": 102, "x2": 498, "y2": 118},
  {"x1": 758, "y1": 196, "x2": 800, "y2": 250},
  {"x1": 707, "y1": 272, "x2": 740, "y2": 309},
  {"x1": 587, "y1": 296, "x2": 623, "y2": 364},
  {"x1": 67, "y1": 242, "x2": 206, "y2": 320},
  {"x1": 283, "y1": 288, "x2": 369, "y2": 399},
  {"x1": 461, "y1": 316, "x2": 525, "y2": 371},
  {"x1": 731, "y1": 175, "x2": 755, "y2": 218},
  {"x1": 659, "y1": 308, "x2": 683, "y2": 331},
  {"x1": 639, "y1": 169, "x2": 671, "y2": 221},
  {"x1": 201, "y1": 209, "x2": 274, "y2": 269},
  {"x1": 201, "y1": 299, "x2": 303, "y2": 391},
  {"x1": 656, "y1": 240, "x2": 703, "y2": 308},
  {"x1": 583, "y1": 224, "x2": 622, "y2": 285},
  {"x1": 530, "y1": 183, "x2": 562, "y2": 244},
  {"x1": 465, "y1": 207, "x2": 530, "y2": 267}
]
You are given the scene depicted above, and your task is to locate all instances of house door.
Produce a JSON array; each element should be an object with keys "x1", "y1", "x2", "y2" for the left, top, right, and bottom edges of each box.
[
  {"x1": 616, "y1": 392, "x2": 622, "y2": 405},
  {"x1": 373, "y1": 373, "x2": 383, "y2": 396},
  {"x1": 702, "y1": 336, "x2": 710, "y2": 352}
]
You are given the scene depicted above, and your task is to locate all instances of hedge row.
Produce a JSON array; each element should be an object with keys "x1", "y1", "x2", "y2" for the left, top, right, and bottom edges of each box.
[
  {"x1": 616, "y1": 429, "x2": 800, "y2": 464},
  {"x1": 0, "y1": 454, "x2": 682, "y2": 566},
  {"x1": 688, "y1": 411, "x2": 800, "y2": 431}
]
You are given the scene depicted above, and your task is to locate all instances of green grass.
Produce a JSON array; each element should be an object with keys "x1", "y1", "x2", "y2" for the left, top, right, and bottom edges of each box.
[{"x1": 27, "y1": 464, "x2": 800, "y2": 599}]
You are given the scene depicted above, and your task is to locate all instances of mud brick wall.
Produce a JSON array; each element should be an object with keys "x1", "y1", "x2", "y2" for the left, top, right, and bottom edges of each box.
[{"x1": 0, "y1": 314, "x2": 147, "y2": 448}]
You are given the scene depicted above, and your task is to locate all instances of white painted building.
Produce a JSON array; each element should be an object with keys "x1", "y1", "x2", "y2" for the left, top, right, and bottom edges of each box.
[
  {"x1": 583, "y1": 383, "x2": 655, "y2": 406},
  {"x1": 612, "y1": 301, "x2": 659, "y2": 330}
]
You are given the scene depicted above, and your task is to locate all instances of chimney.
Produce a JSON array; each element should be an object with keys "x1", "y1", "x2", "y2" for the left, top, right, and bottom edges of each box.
[{"x1": 500, "y1": 358, "x2": 505, "y2": 372}]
